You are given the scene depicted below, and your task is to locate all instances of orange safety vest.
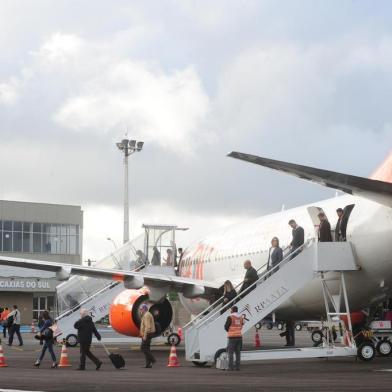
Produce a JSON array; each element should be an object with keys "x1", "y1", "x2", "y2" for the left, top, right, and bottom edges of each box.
[{"x1": 227, "y1": 314, "x2": 244, "y2": 338}]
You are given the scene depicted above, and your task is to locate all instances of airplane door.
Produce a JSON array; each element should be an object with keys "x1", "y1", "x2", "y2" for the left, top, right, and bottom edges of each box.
[{"x1": 306, "y1": 206, "x2": 323, "y2": 237}]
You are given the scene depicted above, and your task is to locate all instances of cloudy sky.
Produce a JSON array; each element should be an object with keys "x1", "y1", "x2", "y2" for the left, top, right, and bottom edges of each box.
[{"x1": 1, "y1": 0, "x2": 392, "y2": 260}]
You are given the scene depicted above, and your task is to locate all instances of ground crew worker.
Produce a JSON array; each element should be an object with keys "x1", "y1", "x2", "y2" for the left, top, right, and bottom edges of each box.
[
  {"x1": 139, "y1": 304, "x2": 156, "y2": 368},
  {"x1": 224, "y1": 306, "x2": 244, "y2": 371},
  {"x1": 1, "y1": 307, "x2": 9, "y2": 338}
]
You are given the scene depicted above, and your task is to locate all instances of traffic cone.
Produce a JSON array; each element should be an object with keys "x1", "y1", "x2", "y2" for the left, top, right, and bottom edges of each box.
[
  {"x1": 167, "y1": 344, "x2": 180, "y2": 367},
  {"x1": 31, "y1": 320, "x2": 36, "y2": 333},
  {"x1": 58, "y1": 340, "x2": 72, "y2": 367},
  {"x1": 254, "y1": 329, "x2": 261, "y2": 348},
  {"x1": 177, "y1": 327, "x2": 183, "y2": 341},
  {"x1": 0, "y1": 340, "x2": 8, "y2": 367}
]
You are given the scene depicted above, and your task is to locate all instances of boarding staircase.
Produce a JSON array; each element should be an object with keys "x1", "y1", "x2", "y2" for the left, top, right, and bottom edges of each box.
[
  {"x1": 184, "y1": 241, "x2": 359, "y2": 363},
  {"x1": 55, "y1": 224, "x2": 183, "y2": 345}
]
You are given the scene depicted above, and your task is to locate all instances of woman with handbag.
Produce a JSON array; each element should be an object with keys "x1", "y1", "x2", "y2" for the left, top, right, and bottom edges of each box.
[{"x1": 34, "y1": 311, "x2": 58, "y2": 368}]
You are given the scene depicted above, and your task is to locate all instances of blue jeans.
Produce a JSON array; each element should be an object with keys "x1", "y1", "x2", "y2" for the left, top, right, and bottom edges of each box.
[{"x1": 39, "y1": 340, "x2": 56, "y2": 362}]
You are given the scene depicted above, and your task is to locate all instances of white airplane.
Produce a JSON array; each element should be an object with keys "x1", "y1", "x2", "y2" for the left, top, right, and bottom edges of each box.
[{"x1": 0, "y1": 151, "x2": 392, "y2": 337}]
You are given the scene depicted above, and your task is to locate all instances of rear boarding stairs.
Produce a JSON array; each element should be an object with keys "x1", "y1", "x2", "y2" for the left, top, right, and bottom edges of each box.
[
  {"x1": 184, "y1": 241, "x2": 369, "y2": 366},
  {"x1": 55, "y1": 224, "x2": 185, "y2": 346}
]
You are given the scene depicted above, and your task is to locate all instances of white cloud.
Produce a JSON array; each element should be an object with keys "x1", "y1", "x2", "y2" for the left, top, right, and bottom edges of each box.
[
  {"x1": 53, "y1": 60, "x2": 211, "y2": 154},
  {"x1": 0, "y1": 77, "x2": 21, "y2": 105}
]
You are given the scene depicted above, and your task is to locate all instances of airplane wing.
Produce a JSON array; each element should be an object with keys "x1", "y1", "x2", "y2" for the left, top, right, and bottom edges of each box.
[
  {"x1": 0, "y1": 255, "x2": 220, "y2": 297},
  {"x1": 228, "y1": 151, "x2": 392, "y2": 207}
]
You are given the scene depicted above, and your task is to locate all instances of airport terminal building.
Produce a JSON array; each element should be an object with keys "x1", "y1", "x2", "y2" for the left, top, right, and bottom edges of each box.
[{"x1": 0, "y1": 200, "x2": 83, "y2": 324}]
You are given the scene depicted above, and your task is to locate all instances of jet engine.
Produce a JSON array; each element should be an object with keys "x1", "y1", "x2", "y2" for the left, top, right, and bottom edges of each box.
[{"x1": 109, "y1": 288, "x2": 173, "y2": 336}]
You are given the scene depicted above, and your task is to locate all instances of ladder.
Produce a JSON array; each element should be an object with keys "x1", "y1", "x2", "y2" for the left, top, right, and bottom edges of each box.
[{"x1": 184, "y1": 241, "x2": 359, "y2": 363}]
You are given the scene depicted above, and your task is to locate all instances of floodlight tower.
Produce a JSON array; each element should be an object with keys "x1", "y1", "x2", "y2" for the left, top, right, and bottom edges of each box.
[{"x1": 116, "y1": 138, "x2": 144, "y2": 244}]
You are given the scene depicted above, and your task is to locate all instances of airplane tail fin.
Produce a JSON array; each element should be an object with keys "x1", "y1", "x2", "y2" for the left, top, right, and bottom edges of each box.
[{"x1": 371, "y1": 150, "x2": 392, "y2": 183}]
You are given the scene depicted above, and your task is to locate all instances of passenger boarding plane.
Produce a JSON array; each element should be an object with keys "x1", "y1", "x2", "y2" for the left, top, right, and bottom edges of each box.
[{"x1": 1, "y1": 151, "x2": 392, "y2": 338}]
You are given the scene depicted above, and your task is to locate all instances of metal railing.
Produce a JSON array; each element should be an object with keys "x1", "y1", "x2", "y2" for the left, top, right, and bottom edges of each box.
[{"x1": 184, "y1": 239, "x2": 314, "y2": 331}]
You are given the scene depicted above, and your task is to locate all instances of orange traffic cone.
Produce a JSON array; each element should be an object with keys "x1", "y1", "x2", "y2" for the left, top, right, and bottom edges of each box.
[
  {"x1": 254, "y1": 329, "x2": 261, "y2": 348},
  {"x1": 31, "y1": 320, "x2": 36, "y2": 333},
  {"x1": 0, "y1": 340, "x2": 8, "y2": 367},
  {"x1": 177, "y1": 327, "x2": 183, "y2": 341},
  {"x1": 167, "y1": 344, "x2": 180, "y2": 367},
  {"x1": 58, "y1": 340, "x2": 72, "y2": 367}
]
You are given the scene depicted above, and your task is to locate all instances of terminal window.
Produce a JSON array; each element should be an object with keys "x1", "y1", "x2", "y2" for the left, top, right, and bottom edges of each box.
[{"x1": 0, "y1": 221, "x2": 80, "y2": 255}]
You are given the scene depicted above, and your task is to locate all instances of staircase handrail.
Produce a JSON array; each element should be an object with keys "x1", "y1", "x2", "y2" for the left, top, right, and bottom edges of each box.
[{"x1": 184, "y1": 239, "x2": 314, "y2": 331}]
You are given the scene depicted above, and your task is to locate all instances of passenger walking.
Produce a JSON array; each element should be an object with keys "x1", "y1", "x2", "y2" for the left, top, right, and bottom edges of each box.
[
  {"x1": 268, "y1": 237, "x2": 283, "y2": 271},
  {"x1": 8, "y1": 305, "x2": 23, "y2": 346},
  {"x1": 151, "y1": 246, "x2": 161, "y2": 266},
  {"x1": 164, "y1": 249, "x2": 174, "y2": 267},
  {"x1": 288, "y1": 220, "x2": 305, "y2": 259},
  {"x1": 139, "y1": 304, "x2": 156, "y2": 368},
  {"x1": 74, "y1": 308, "x2": 102, "y2": 371},
  {"x1": 239, "y1": 260, "x2": 258, "y2": 295},
  {"x1": 1, "y1": 307, "x2": 9, "y2": 338},
  {"x1": 221, "y1": 281, "x2": 237, "y2": 313},
  {"x1": 335, "y1": 208, "x2": 348, "y2": 241},
  {"x1": 34, "y1": 311, "x2": 57, "y2": 368},
  {"x1": 318, "y1": 212, "x2": 332, "y2": 242},
  {"x1": 224, "y1": 306, "x2": 244, "y2": 371}
]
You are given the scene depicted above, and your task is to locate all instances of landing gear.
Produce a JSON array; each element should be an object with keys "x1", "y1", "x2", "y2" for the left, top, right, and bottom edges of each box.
[
  {"x1": 295, "y1": 323, "x2": 303, "y2": 331},
  {"x1": 357, "y1": 341, "x2": 376, "y2": 361},
  {"x1": 276, "y1": 322, "x2": 284, "y2": 330}
]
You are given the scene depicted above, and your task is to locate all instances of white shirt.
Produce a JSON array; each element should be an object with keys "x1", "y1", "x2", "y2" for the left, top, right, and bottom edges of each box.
[{"x1": 8, "y1": 309, "x2": 20, "y2": 325}]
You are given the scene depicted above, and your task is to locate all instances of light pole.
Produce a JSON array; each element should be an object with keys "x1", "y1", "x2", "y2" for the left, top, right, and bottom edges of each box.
[
  {"x1": 116, "y1": 138, "x2": 144, "y2": 244},
  {"x1": 107, "y1": 237, "x2": 118, "y2": 250}
]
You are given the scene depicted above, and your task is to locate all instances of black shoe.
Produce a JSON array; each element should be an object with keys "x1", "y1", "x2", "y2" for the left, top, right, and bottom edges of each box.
[
  {"x1": 143, "y1": 363, "x2": 152, "y2": 368},
  {"x1": 34, "y1": 361, "x2": 40, "y2": 368},
  {"x1": 51, "y1": 363, "x2": 58, "y2": 369},
  {"x1": 96, "y1": 362, "x2": 102, "y2": 371},
  {"x1": 76, "y1": 367, "x2": 85, "y2": 371}
]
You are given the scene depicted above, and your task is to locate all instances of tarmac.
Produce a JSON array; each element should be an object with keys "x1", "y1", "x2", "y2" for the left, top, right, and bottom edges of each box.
[{"x1": 0, "y1": 330, "x2": 392, "y2": 392}]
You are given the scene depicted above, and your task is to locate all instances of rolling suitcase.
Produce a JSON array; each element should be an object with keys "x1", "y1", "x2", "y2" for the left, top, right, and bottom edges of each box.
[{"x1": 101, "y1": 341, "x2": 125, "y2": 369}]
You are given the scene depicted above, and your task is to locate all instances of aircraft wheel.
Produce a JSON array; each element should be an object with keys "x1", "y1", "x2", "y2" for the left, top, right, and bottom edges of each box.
[
  {"x1": 358, "y1": 341, "x2": 376, "y2": 361},
  {"x1": 311, "y1": 330, "x2": 323, "y2": 344},
  {"x1": 192, "y1": 361, "x2": 208, "y2": 367},
  {"x1": 167, "y1": 333, "x2": 181, "y2": 346},
  {"x1": 255, "y1": 322, "x2": 262, "y2": 330},
  {"x1": 295, "y1": 323, "x2": 302, "y2": 331},
  {"x1": 66, "y1": 334, "x2": 78, "y2": 347},
  {"x1": 376, "y1": 339, "x2": 392, "y2": 357},
  {"x1": 276, "y1": 322, "x2": 284, "y2": 330}
]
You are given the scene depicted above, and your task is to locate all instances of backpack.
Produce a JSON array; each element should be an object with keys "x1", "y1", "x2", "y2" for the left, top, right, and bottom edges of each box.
[{"x1": 6, "y1": 314, "x2": 14, "y2": 328}]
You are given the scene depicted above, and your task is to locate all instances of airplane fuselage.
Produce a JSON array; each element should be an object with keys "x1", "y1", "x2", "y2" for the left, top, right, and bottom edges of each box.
[{"x1": 178, "y1": 194, "x2": 392, "y2": 320}]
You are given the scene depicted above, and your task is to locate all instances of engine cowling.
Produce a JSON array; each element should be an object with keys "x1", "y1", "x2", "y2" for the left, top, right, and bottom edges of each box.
[{"x1": 109, "y1": 288, "x2": 173, "y2": 337}]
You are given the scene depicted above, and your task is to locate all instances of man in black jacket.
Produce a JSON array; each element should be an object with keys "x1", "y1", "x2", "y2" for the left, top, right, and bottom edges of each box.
[
  {"x1": 74, "y1": 308, "x2": 102, "y2": 371},
  {"x1": 239, "y1": 260, "x2": 258, "y2": 295},
  {"x1": 335, "y1": 208, "x2": 348, "y2": 241},
  {"x1": 318, "y1": 212, "x2": 332, "y2": 242},
  {"x1": 288, "y1": 219, "x2": 305, "y2": 259}
]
